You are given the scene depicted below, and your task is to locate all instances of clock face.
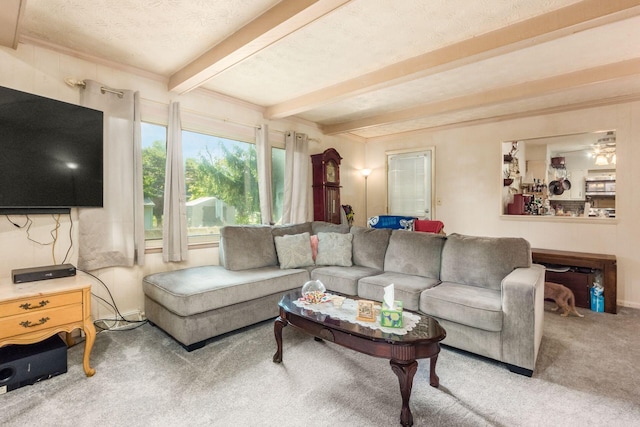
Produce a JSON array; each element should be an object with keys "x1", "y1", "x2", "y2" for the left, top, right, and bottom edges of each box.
[{"x1": 326, "y1": 161, "x2": 336, "y2": 182}]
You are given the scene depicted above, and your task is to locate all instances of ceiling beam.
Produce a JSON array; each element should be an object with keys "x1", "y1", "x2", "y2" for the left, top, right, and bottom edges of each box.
[
  {"x1": 0, "y1": 0, "x2": 26, "y2": 49},
  {"x1": 168, "y1": 0, "x2": 350, "y2": 94},
  {"x1": 265, "y1": 0, "x2": 640, "y2": 119},
  {"x1": 322, "y1": 58, "x2": 640, "y2": 135}
]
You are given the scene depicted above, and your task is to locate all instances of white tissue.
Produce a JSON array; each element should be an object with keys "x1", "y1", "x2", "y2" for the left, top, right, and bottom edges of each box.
[{"x1": 383, "y1": 283, "x2": 395, "y2": 309}]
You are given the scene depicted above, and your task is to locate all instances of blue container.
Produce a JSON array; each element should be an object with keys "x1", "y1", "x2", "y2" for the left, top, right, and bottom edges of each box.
[{"x1": 590, "y1": 286, "x2": 604, "y2": 312}]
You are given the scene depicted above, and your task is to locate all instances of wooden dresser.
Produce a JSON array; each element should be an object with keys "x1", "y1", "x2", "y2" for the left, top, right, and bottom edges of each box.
[
  {"x1": 0, "y1": 275, "x2": 96, "y2": 377},
  {"x1": 532, "y1": 248, "x2": 617, "y2": 314}
]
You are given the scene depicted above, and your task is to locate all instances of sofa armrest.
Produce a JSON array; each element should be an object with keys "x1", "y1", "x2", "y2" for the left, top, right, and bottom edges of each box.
[{"x1": 501, "y1": 264, "x2": 545, "y2": 374}]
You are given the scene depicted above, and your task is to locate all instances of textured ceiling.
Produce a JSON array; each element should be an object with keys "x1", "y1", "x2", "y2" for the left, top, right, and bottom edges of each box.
[{"x1": 10, "y1": 0, "x2": 640, "y2": 140}]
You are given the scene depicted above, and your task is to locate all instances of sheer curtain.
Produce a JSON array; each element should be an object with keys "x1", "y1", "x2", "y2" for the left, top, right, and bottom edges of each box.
[
  {"x1": 77, "y1": 80, "x2": 142, "y2": 271},
  {"x1": 282, "y1": 131, "x2": 309, "y2": 224},
  {"x1": 255, "y1": 124, "x2": 273, "y2": 225},
  {"x1": 162, "y1": 102, "x2": 188, "y2": 262}
]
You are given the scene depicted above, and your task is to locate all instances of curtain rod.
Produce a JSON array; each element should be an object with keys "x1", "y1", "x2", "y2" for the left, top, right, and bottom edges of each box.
[{"x1": 64, "y1": 77, "x2": 124, "y2": 98}]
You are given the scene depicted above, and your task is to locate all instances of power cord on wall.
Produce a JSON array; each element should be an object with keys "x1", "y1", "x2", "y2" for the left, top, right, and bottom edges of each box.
[
  {"x1": 79, "y1": 269, "x2": 148, "y2": 332},
  {"x1": 5, "y1": 213, "x2": 74, "y2": 265}
]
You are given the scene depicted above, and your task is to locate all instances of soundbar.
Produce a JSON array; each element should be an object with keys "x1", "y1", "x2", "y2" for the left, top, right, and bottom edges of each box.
[{"x1": 12, "y1": 264, "x2": 76, "y2": 284}]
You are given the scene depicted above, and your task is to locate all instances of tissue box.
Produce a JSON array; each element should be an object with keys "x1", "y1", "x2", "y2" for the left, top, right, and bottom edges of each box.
[{"x1": 380, "y1": 301, "x2": 403, "y2": 328}]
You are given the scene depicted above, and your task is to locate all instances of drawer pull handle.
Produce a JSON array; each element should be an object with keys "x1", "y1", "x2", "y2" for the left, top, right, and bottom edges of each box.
[
  {"x1": 19, "y1": 317, "x2": 50, "y2": 328},
  {"x1": 20, "y1": 300, "x2": 50, "y2": 310}
]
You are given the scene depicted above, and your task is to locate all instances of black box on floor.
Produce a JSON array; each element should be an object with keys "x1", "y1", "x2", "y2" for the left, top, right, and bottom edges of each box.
[{"x1": 0, "y1": 335, "x2": 68, "y2": 394}]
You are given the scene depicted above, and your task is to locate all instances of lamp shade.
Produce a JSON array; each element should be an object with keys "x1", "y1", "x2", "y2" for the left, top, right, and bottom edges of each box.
[{"x1": 361, "y1": 168, "x2": 372, "y2": 177}]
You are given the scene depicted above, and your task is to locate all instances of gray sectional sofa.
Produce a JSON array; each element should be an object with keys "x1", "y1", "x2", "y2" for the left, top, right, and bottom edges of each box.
[{"x1": 143, "y1": 221, "x2": 545, "y2": 376}]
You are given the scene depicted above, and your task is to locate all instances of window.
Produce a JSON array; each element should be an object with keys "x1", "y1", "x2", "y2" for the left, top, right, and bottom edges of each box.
[
  {"x1": 183, "y1": 130, "x2": 260, "y2": 235},
  {"x1": 271, "y1": 147, "x2": 285, "y2": 224},
  {"x1": 141, "y1": 122, "x2": 167, "y2": 240},
  {"x1": 387, "y1": 149, "x2": 434, "y2": 219},
  {"x1": 142, "y1": 122, "x2": 285, "y2": 241}
]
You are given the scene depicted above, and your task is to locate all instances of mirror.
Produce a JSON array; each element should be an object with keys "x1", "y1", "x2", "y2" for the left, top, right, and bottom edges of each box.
[{"x1": 502, "y1": 130, "x2": 616, "y2": 218}]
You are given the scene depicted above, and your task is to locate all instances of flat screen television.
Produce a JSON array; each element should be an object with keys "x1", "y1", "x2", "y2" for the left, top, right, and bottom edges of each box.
[{"x1": 0, "y1": 85, "x2": 103, "y2": 214}]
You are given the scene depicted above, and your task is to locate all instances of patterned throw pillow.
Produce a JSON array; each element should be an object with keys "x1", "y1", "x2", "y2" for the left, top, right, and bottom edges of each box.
[
  {"x1": 274, "y1": 232, "x2": 315, "y2": 269},
  {"x1": 315, "y1": 232, "x2": 353, "y2": 267}
]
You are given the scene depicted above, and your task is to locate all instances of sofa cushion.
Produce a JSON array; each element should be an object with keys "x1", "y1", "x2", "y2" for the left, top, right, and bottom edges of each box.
[
  {"x1": 440, "y1": 233, "x2": 531, "y2": 291},
  {"x1": 311, "y1": 265, "x2": 383, "y2": 295},
  {"x1": 419, "y1": 282, "x2": 503, "y2": 332},
  {"x1": 312, "y1": 221, "x2": 349, "y2": 234},
  {"x1": 219, "y1": 225, "x2": 277, "y2": 271},
  {"x1": 358, "y1": 272, "x2": 439, "y2": 311},
  {"x1": 350, "y1": 226, "x2": 392, "y2": 270},
  {"x1": 383, "y1": 229, "x2": 445, "y2": 279},
  {"x1": 274, "y1": 232, "x2": 315, "y2": 269},
  {"x1": 316, "y1": 232, "x2": 353, "y2": 266},
  {"x1": 272, "y1": 222, "x2": 312, "y2": 238},
  {"x1": 142, "y1": 266, "x2": 308, "y2": 317}
]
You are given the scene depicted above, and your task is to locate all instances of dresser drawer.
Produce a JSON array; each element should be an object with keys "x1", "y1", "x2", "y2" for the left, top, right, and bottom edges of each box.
[
  {"x1": 0, "y1": 304, "x2": 83, "y2": 340},
  {"x1": 0, "y1": 290, "x2": 82, "y2": 318}
]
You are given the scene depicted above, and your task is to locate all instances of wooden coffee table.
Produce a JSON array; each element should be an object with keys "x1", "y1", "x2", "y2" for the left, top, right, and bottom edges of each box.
[{"x1": 273, "y1": 291, "x2": 446, "y2": 427}]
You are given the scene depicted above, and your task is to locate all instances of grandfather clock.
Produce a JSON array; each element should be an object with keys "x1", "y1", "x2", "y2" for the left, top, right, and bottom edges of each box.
[{"x1": 311, "y1": 148, "x2": 342, "y2": 224}]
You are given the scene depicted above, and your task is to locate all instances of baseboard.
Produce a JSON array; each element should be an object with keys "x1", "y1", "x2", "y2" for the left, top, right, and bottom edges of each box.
[
  {"x1": 617, "y1": 300, "x2": 640, "y2": 310},
  {"x1": 95, "y1": 310, "x2": 145, "y2": 331}
]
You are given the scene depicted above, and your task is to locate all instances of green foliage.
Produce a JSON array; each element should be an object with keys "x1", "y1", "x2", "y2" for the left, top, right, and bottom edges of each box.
[
  {"x1": 142, "y1": 140, "x2": 166, "y2": 225},
  {"x1": 185, "y1": 143, "x2": 260, "y2": 224}
]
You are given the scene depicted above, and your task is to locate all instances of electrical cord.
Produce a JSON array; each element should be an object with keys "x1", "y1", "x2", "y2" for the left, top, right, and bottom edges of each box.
[
  {"x1": 62, "y1": 213, "x2": 74, "y2": 264},
  {"x1": 51, "y1": 214, "x2": 60, "y2": 263},
  {"x1": 79, "y1": 268, "x2": 148, "y2": 332},
  {"x1": 5, "y1": 213, "x2": 74, "y2": 265},
  {"x1": 5, "y1": 214, "x2": 145, "y2": 332}
]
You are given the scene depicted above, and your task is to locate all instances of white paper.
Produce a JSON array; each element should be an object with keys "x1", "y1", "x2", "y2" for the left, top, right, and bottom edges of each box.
[{"x1": 383, "y1": 283, "x2": 395, "y2": 309}]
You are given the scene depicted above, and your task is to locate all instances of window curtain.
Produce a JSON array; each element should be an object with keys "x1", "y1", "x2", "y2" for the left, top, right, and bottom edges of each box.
[
  {"x1": 255, "y1": 124, "x2": 273, "y2": 225},
  {"x1": 77, "y1": 80, "x2": 143, "y2": 271},
  {"x1": 133, "y1": 92, "x2": 145, "y2": 266},
  {"x1": 282, "y1": 131, "x2": 309, "y2": 224},
  {"x1": 162, "y1": 102, "x2": 188, "y2": 262}
]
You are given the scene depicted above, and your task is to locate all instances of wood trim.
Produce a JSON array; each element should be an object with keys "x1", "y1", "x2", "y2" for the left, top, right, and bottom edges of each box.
[
  {"x1": 362, "y1": 93, "x2": 640, "y2": 143},
  {"x1": 265, "y1": 0, "x2": 640, "y2": 119},
  {"x1": 168, "y1": 0, "x2": 351, "y2": 94},
  {"x1": 322, "y1": 59, "x2": 640, "y2": 135}
]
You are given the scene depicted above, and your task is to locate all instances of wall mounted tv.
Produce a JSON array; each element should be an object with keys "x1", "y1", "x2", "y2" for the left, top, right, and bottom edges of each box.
[{"x1": 0, "y1": 85, "x2": 103, "y2": 215}]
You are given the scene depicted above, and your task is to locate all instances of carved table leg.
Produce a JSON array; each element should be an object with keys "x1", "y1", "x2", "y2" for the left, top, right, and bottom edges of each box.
[
  {"x1": 83, "y1": 321, "x2": 96, "y2": 377},
  {"x1": 390, "y1": 359, "x2": 418, "y2": 427},
  {"x1": 273, "y1": 316, "x2": 288, "y2": 363},
  {"x1": 429, "y1": 353, "x2": 439, "y2": 387}
]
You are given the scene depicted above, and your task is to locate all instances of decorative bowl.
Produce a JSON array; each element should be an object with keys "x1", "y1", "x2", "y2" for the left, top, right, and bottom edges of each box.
[{"x1": 302, "y1": 280, "x2": 326, "y2": 303}]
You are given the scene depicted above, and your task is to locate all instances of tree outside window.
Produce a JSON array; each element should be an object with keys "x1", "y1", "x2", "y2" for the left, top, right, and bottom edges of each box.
[{"x1": 142, "y1": 123, "x2": 283, "y2": 241}]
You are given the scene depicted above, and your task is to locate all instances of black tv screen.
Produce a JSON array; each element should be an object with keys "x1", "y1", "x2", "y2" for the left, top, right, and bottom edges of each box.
[{"x1": 0, "y1": 85, "x2": 103, "y2": 214}]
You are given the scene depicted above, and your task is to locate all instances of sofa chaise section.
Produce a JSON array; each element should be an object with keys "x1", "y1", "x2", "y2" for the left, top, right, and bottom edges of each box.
[{"x1": 143, "y1": 224, "x2": 312, "y2": 351}]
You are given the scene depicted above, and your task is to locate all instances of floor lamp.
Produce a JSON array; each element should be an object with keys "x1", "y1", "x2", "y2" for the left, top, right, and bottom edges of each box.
[{"x1": 361, "y1": 168, "x2": 371, "y2": 224}]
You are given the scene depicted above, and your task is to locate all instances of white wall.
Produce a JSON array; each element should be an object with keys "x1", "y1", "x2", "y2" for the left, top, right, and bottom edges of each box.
[
  {"x1": 0, "y1": 42, "x2": 364, "y2": 320},
  {"x1": 365, "y1": 102, "x2": 640, "y2": 309}
]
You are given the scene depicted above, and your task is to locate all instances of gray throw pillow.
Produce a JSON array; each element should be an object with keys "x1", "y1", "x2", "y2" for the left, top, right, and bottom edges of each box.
[
  {"x1": 316, "y1": 232, "x2": 353, "y2": 267},
  {"x1": 274, "y1": 232, "x2": 315, "y2": 269}
]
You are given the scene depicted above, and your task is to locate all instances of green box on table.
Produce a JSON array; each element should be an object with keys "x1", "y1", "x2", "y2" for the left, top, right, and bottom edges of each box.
[{"x1": 380, "y1": 300, "x2": 403, "y2": 328}]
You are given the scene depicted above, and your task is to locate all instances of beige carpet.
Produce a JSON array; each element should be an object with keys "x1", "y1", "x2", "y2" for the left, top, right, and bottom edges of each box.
[{"x1": 1, "y1": 302, "x2": 639, "y2": 426}]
